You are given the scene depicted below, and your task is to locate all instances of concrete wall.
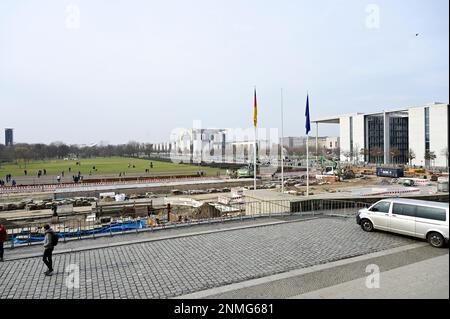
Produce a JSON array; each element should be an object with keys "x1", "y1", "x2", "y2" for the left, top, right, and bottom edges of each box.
[
  {"x1": 339, "y1": 115, "x2": 363, "y2": 162},
  {"x1": 429, "y1": 104, "x2": 449, "y2": 167},
  {"x1": 408, "y1": 103, "x2": 448, "y2": 168},
  {"x1": 408, "y1": 106, "x2": 426, "y2": 166},
  {"x1": 339, "y1": 116, "x2": 351, "y2": 161},
  {"x1": 353, "y1": 114, "x2": 365, "y2": 162}
]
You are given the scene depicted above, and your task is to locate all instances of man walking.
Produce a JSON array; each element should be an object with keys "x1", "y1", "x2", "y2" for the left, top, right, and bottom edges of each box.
[
  {"x1": 42, "y1": 224, "x2": 56, "y2": 275},
  {"x1": 0, "y1": 223, "x2": 7, "y2": 262}
]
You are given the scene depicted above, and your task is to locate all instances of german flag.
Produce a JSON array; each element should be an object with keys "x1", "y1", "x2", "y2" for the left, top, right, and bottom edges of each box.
[{"x1": 253, "y1": 88, "x2": 258, "y2": 128}]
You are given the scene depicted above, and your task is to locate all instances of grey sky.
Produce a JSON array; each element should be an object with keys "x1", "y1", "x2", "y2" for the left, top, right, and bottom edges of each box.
[{"x1": 1, "y1": 0, "x2": 448, "y2": 145}]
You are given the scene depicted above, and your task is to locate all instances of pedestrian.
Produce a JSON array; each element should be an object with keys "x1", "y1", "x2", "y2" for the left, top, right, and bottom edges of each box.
[
  {"x1": 69, "y1": 167, "x2": 71, "y2": 173},
  {"x1": 0, "y1": 223, "x2": 7, "y2": 262},
  {"x1": 11, "y1": 180, "x2": 16, "y2": 187},
  {"x1": 61, "y1": 171, "x2": 64, "y2": 177},
  {"x1": 56, "y1": 175, "x2": 61, "y2": 183},
  {"x1": 24, "y1": 169, "x2": 27, "y2": 176},
  {"x1": 51, "y1": 204, "x2": 58, "y2": 217},
  {"x1": 43, "y1": 169, "x2": 47, "y2": 176},
  {"x1": 42, "y1": 224, "x2": 57, "y2": 276}
]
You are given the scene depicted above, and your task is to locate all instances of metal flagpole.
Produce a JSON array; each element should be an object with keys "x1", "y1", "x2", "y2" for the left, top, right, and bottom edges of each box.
[
  {"x1": 306, "y1": 92, "x2": 310, "y2": 197},
  {"x1": 306, "y1": 134, "x2": 309, "y2": 196},
  {"x1": 254, "y1": 87, "x2": 257, "y2": 190},
  {"x1": 254, "y1": 126, "x2": 257, "y2": 190},
  {"x1": 280, "y1": 88, "x2": 284, "y2": 193}
]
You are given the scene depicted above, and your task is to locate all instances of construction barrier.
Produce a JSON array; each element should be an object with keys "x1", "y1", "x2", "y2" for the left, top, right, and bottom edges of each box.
[{"x1": 0, "y1": 176, "x2": 231, "y2": 195}]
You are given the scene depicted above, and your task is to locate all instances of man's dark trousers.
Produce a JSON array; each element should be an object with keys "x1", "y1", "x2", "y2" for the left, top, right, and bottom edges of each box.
[{"x1": 43, "y1": 247, "x2": 53, "y2": 271}]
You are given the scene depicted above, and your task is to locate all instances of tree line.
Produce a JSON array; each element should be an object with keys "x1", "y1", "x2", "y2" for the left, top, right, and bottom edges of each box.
[{"x1": 0, "y1": 142, "x2": 156, "y2": 163}]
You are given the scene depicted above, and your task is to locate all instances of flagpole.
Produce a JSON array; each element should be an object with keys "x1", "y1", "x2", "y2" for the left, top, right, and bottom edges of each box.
[
  {"x1": 254, "y1": 126, "x2": 257, "y2": 190},
  {"x1": 280, "y1": 88, "x2": 284, "y2": 193},
  {"x1": 253, "y1": 86, "x2": 257, "y2": 191},
  {"x1": 305, "y1": 92, "x2": 310, "y2": 197},
  {"x1": 306, "y1": 134, "x2": 309, "y2": 196}
]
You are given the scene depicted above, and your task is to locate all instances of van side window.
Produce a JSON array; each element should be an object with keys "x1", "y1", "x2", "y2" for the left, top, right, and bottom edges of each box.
[
  {"x1": 370, "y1": 201, "x2": 391, "y2": 213},
  {"x1": 392, "y1": 203, "x2": 416, "y2": 217},
  {"x1": 416, "y1": 206, "x2": 446, "y2": 221}
]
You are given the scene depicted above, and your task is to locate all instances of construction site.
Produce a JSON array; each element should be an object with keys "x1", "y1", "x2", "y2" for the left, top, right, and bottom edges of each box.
[{"x1": 0, "y1": 157, "x2": 448, "y2": 248}]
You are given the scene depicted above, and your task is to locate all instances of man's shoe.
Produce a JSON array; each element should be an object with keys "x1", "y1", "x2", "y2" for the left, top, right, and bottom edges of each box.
[
  {"x1": 45, "y1": 270, "x2": 53, "y2": 276},
  {"x1": 0, "y1": 258, "x2": 4, "y2": 262}
]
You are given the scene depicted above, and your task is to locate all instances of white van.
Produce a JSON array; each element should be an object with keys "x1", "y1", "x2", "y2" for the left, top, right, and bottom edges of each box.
[{"x1": 356, "y1": 198, "x2": 449, "y2": 248}]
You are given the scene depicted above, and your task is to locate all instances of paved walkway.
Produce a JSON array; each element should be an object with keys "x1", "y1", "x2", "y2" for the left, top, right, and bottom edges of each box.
[
  {"x1": 4, "y1": 216, "x2": 298, "y2": 260},
  {"x1": 180, "y1": 243, "x2": 448, "y2": 299},
  {"x1": 0, "y1": 216, "x2": 418, "y2": 299},
  {"x1": 293, "y1": 254, "x2": 449, "y2": 299}
]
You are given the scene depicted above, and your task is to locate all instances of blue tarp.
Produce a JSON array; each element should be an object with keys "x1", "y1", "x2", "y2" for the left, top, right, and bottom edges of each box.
[{"x1": 13, "y1": 220, "x2": 146, "y2": 245}]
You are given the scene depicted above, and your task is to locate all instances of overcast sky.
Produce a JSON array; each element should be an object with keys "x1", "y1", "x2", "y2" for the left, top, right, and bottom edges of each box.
[{"x1": 1, "y1": 0, "x2": 448, "y2": 145}]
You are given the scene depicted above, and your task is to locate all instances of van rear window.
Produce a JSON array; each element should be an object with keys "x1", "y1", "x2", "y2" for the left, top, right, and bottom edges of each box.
[{"x1": 415, "y1": 206, "x2": 447, "y2": 222}]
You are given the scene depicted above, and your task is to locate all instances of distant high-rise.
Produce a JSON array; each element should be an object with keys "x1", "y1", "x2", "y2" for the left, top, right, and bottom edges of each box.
[{"x1": 5, "y1": 128, "x2": 13, "y2": 146}]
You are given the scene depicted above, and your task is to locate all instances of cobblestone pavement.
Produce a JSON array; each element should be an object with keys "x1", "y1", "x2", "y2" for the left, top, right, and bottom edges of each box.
[{"x1": 0, "y1": 217, "x2": 417, "y2": 299}]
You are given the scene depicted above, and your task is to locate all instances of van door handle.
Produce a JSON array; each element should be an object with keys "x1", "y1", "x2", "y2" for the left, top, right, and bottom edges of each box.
[{"x1": 392, "y1": 214, "x2": 397, "y2": 217}]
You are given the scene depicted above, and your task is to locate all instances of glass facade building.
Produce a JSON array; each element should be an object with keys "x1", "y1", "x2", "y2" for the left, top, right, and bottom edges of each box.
[
  {"x1": 5, "y1": 128, "x2": 13, "y2": 146},
  {"x1": 365, "y1": 114, "x2": 409, "y2": 164},
  {"x1": 424, "y1": 107, "x2": 430, "y2": 167},
  {"x1": 366, "y1": 115, "x2": 384, "y2": 163},
  {"x1": 389, "y1": 115, "x2": 409, "y2": 164}
]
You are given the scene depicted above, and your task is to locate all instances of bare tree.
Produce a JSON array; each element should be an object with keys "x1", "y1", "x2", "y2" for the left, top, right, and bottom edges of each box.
[
  {"x1": 425, "y1": 151, "x2": 436, "y2": 169},
  {"x1": 408, "y1": 149, "x2": 416, "y2": 166},
  {"x1": 389, "y1": 147, "x2": 401, "y2": 165},
  {"x1": 342, "y1": 150, "x2": 352, "y2": 162},
  {"x1": 441, "y1": 148, "x2": 449, "y2": 169},
  {"x1": 359, "y1": 148, "x2": 369, "y2": 163},
  {"x1": 370, "y1": 147, "x2": 384, "y2": 164}
]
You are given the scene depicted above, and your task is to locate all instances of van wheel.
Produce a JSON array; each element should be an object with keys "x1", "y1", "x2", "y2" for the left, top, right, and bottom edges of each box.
[
  {"x1": 361, "y1": 219, "x2": 374, "y2": 232},
  {"x1": 427, "y1": 232, "x2": 445, "y2": 248}
]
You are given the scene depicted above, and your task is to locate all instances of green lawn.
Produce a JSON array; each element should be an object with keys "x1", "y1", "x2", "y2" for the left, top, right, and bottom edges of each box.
[{"x1": 0, "y1": 157, "x2": 223, "y2": 177}]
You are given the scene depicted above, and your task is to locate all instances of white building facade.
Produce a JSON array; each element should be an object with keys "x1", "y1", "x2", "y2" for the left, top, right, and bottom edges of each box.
[{"x1": 313, "y1": 102, "x2": 449, "y2": 168}]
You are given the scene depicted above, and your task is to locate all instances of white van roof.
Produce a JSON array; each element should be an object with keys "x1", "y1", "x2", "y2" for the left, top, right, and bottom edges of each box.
[{"x1": 381, "y1": 198, "x2": 449, "y2": 209}]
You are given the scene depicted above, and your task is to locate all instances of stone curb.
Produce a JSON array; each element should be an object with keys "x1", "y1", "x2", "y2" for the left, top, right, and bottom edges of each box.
[{"x1": 174, "y1": 242, "x2": 429, "y2": 299}]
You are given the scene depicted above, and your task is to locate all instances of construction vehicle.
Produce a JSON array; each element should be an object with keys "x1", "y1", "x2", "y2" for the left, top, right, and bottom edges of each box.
[
  {"x1": 318, "y1": 156, "x2": 340, "y2": 175},
  {"x1": 237, "y1": 164, "x2": 255, "y2": 178},
  {"x1": 404, "y1": 167, "x2": 426, "y2": 177}
]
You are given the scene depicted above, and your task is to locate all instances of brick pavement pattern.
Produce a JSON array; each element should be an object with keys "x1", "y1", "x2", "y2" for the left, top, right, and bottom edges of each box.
[{"x1": 0, "y1": 218, "x2": 416, "y2": 299}]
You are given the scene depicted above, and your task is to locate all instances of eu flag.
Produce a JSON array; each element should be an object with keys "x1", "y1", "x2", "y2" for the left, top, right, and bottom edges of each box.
[{"x1": 305, "y1": 94, "x2": 311, "y2": 135}]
